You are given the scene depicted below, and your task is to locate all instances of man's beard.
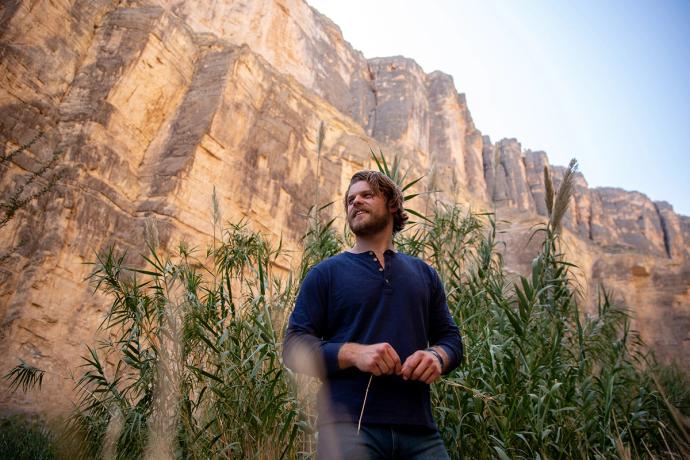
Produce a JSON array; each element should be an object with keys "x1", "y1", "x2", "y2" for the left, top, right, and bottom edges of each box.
[{"x1": 348, "y1": 207, "x2": 391, "y2": 236}]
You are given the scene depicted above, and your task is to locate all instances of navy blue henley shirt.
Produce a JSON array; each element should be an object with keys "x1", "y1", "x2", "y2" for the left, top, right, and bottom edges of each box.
[{"x1": 283, "y1": 249, "x2": 463, "y2": 429}]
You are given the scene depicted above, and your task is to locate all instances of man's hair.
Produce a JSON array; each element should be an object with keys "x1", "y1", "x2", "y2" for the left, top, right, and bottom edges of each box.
[{"x1": 344, "y1": 170, "x2": 409, "y2": 234}]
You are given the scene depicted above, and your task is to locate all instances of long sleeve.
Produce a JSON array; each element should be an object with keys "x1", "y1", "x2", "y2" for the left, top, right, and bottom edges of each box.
[
  {"x1": 428, "y1": 267, "x2": 464, "y2": 374},
  {"x1": 282, "y1": 267, "x2": 343, "y2": 378}
]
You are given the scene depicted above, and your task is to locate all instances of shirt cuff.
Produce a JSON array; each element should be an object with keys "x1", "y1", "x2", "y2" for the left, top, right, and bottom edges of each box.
[{"x1": 321, "y1": 342, "x2": 344, "y2": 376}]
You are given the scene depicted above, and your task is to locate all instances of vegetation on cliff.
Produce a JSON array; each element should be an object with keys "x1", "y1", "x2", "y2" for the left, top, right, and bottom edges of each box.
[{"x1": 4, "y1": 158, "x2": 689, "y2": 459}]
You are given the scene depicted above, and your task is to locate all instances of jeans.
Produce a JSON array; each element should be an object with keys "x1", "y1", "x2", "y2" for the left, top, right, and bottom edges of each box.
[{"x1": 317, "y1": 422, "x2": 451, "y2": 460}]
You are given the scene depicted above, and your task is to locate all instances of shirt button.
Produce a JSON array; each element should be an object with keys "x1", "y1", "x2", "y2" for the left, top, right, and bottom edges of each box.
[
  {"x1": 385, "y1": 279, "x2": 390, "y2": 283},
  {"x1": 368, "y1": 251, "x2": 374, "y2": 255},
  {"x1": 378, "y1": 267, "x2": 383, "y2": 272}
]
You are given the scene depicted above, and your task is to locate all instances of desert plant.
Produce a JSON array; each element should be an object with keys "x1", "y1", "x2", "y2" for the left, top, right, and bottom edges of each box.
[
  {"x1": 420, "y1": 160, "x2": 690, "y2": 459},
  {"x1": 0, "y1": 415, "x2": 56, "y2": 460},
  {"x1": 4, "y1": 359, "x2": 45, "y2": 394},
  {"x1": 62, "y1": 222, "x2": 312, "y2": 459}
]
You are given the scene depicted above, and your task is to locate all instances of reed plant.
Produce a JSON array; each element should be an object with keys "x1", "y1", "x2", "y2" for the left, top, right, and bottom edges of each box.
[
  {"x1": 47, "y1": 222, "x2": 312, "y2": 459},
  {"x1": 0, "y1": 415, "x2": 56, "y2": 460},
  {"x1": 415, "y1": 160, "x2": 690, "y2": 459}
]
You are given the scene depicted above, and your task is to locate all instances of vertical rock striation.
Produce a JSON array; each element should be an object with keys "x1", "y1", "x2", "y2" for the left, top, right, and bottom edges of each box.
[
  {"x1": 367, "y1": 57, "x2": 487, "y2": 201},
  {"x1": 483, "y1": 138, "x2": 534, "y2": 210}
]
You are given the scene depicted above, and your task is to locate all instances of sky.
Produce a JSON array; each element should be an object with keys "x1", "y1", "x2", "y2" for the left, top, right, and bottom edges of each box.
[{"x1": 308, "y1": 0, "x2": 690, "y2": 216}]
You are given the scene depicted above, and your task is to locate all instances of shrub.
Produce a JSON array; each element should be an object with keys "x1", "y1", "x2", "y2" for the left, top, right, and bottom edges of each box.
[{"x1": 0, "y1": 415, "x2": 56, "y2": 460}]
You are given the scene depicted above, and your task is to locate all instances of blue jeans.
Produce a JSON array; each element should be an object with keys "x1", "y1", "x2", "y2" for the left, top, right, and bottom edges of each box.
[{"x1": 317, "y1": 422, "x2": 451, "y2": 460}]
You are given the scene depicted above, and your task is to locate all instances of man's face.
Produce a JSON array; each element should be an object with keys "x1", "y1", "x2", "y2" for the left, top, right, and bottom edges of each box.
[{"x1": 346, "y1": 180, "x2": 393, "y2": 236}]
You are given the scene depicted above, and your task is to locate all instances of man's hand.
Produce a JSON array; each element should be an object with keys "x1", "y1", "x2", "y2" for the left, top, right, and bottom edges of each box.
[
  {"x1": 401, "y1": 349, "x2": 444, "y2": 384},
  {"x1": 338, "y1": 342, "x2": 402, "y2": 376}
]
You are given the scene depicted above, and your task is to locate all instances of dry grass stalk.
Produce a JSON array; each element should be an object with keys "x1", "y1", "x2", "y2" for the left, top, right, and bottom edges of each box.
[
  {"x1": 440, "y1": 378, "x2": 495, "y2": 403},
  {"x1": 144, "y1": 280, "x2": 185, "y2": 460},
  {"x1": 102, "y1": 406, "x2": 123, "y2": 460},
  {"x1": 492, "y1": 144, "x2": 500, "y2": 203},
  {"x1": 144, "y1": 217, "x2": 160, "y2": 251},
  {"x1": 650, "y1": 371, "x2": 690, "y2": 449},
  {"x1": 543, "y1": 165, "x2": 554, "y2": 217},
  {"x1": 549, "y1": 159, "x2": 578, "y2": 232},
  {"x1": 314, "y1": 121, "x2": 325, "y2": 211},
  {"x1": 615, "y1": 436, "x2": 632, "y2": 460},
  {"x1": 357, "y1": 375, "x2": 373, "y2": 435}
]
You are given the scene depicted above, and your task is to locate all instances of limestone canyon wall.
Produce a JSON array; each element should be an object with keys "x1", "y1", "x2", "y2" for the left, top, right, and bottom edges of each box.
[{"x1": 0, "y1": 0, "x2": 688, "y2": 415}]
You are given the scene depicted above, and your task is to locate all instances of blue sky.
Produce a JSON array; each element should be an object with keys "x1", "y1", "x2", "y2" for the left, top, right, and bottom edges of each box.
[{"x1": 309, "y1": 0, "x2": 690, "y2": 216}]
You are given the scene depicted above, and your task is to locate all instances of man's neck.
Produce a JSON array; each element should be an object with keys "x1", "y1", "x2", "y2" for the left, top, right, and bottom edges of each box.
[{"x1": 349, "y1": 233, "x2": 395, "y2": 263}]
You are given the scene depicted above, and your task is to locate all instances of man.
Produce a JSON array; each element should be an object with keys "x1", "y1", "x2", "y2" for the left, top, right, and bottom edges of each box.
[{"x1": 283, "y1": 170, "x2": 463, "y2": 459}]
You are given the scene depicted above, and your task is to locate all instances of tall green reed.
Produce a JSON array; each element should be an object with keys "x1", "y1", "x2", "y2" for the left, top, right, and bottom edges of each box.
[
  {"x1": 54, "y1": 222, "x2": 310, "y2": 459},
  {"x1": 411, "y1": 160, "x2": 690, "y2": 459}
]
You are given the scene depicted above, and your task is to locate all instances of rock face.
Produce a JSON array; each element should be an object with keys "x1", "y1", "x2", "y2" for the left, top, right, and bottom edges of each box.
[
  {"x1": 156, "y1": 0, "x2": 377, "y2": 127},
  {"x1": 367, "y1": 58, "x2": 487, "y2": 202},
  {"x1": 483, "y1": 138, "x2": 535, "y2": 211},
  {"x1": 1, "y1": 0, "x2": 688, "y2": 415}
]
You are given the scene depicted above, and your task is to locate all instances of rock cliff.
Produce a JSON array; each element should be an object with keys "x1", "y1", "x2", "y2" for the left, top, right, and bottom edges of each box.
[{"x1": 1, "y1": 0, "x2": 688, "y2": 415}]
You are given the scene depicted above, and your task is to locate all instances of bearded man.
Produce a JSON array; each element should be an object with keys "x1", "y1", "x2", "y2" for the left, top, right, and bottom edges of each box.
[{"x1": 283, "y1": 170, "x2": 463, "y2": 459}]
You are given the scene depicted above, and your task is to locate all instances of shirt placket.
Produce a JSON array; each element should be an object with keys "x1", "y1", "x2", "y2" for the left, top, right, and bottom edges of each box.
[
  {"x1": 369, "y1": 250, "x2": 393, "y2": 294},
  {"x1": 368, "y1": 250, "x2": 383, "y2": 272},
  {"x1": 383, "y1": 252, "x2": 393, "y2": 293}
]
